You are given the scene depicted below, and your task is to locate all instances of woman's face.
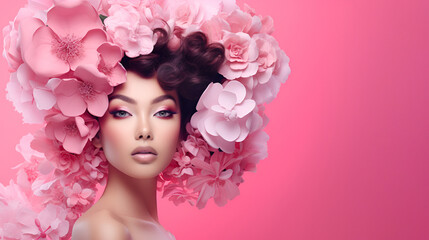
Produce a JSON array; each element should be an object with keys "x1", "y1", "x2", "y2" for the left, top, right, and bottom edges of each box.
[{"x1": 95, "y1": 71, "x2": 181, "y2": 179}]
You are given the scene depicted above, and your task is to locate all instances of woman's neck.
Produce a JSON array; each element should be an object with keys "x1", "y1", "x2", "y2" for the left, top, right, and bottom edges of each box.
[{"x1": 97, "y1": 164, "x2": 159, "y2": 223}]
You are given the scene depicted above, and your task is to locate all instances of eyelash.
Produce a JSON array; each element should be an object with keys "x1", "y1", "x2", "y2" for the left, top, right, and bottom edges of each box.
[
  {"x1": 110, "y1": 110, "x2": 131, "y2": 118},
  {"x1": 154, "y1": 110, "x2": 177, "y2": 119},
  {"x1": 109, "y1": 110, "x2": 177, "y2": 119}
]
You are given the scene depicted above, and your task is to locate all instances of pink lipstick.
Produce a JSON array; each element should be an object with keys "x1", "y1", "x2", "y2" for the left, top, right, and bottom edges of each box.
[{"x1": 131, "y1": 146, "x2": 158, "y2": 164}]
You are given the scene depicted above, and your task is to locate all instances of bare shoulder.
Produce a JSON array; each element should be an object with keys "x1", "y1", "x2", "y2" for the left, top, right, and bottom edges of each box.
[{"x1": 72, "y1": 210, "x2": 131, "y2": 240}]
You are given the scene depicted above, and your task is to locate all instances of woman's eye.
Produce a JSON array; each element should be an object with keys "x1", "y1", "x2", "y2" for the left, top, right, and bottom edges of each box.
[
  {"x1": 110, "y1": 110, "x2": 131, "y2": 118},
  {"x1": 154, "y1": 110, "x2": 176, "y2": 118}
]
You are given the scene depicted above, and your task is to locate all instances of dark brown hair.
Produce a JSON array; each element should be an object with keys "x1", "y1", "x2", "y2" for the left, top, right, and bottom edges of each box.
[{"x1": 121, "y1": 29, "x2": 225, "y2": 137}]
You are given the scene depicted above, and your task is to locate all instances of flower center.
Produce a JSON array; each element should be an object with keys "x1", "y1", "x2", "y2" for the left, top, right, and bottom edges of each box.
[
  {"x1": 98, "y1": 60, "x2": 112, "y2": 76},
  {"x1": 79, "y1": 82, "x2": 95, "y2": 100},
  {"x1": 224, "y1": 110, "x2": 238, "y2": 121},
  {"x1": 52, "y1": 34, "x2": 82, "y2": 63},
  {"x1": 231, "y1": 45, "x2": 242, "y2": 57},
  {"x1": 64, "y1": 122, "x2": 79, "y2": 136}
]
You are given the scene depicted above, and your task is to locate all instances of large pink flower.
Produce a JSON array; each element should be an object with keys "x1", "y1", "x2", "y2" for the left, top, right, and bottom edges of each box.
[
  {"x1": 165, "y1": 0, "x2": 225, "y2": 29},
  {"x1": 252, "y1": 49, "x2": 291, "y2": 104},
  {"x1": 253, "y1": 34, "x2": 278, "y2": 84},
  {"x1": 219, "y1": 32, "x2": 259, "y2": 80},
  {"x1": 45, "y1": 112, "x2": 99, "y2": 154},
  {"x1": 20, "y1": 1, "x2": 107, "y2": 77},
  {"x1": 97, "y1": 43, "x2": 126, "y2": 86},
  {"x1": 190, "y1": 81, "x2": 262, "y2": 154},
  {"x1": 6, "y1": 64, "x2": 56, "y2": 124},
  {"x1": 187, "y1": 151, "x2": 241, "y2": 209},
  {"x1": 53, "y1": 65, "x2": 113, "y2": 117},
  {"x1": 2, "y1": 6, "x2": 48, "y2": 72},
  {"x1": 24, "y1": 204, "x2": 69, "y2": 240},
  {"x1": 104, "y1": 2, "x2": 156, "y2": 57},
  {"x1": 0, "y1": 182, "x2": 38, "y2": 240}
]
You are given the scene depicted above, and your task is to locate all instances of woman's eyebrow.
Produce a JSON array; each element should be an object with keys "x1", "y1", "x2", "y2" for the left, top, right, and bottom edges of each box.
[
  {"x1": 151, "y1": 95, "x2": 177, "y2": 105},
  {"x1": 109, "y1": 95, "x2": 136, "y2": 104},
  {"x1": 109, "y1": 94, "x2": 176, "y2": 105}
]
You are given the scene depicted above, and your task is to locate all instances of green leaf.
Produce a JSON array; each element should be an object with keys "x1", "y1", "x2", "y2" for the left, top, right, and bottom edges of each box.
[{"x1": 99, "y1": 14, "x2": 107, "y2": 25}]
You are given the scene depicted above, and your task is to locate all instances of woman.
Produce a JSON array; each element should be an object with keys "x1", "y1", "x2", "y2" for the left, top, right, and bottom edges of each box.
[
  {"x1": 72, "y1": 30, "x2": 224, "y2": 239},
  {"x1": 0, "y1": 0, "x2": 290, "y2": 239}
]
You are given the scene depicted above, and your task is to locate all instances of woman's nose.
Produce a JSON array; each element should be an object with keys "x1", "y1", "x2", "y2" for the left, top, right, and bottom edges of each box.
[{"x1": 135, "y1": 117, "x2": 153, "y2": 140}]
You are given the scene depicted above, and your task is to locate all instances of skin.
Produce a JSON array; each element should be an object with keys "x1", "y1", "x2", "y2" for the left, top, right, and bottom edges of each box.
[{"x1": 72, "y1": 72, "x2": 181, "y2": 239}]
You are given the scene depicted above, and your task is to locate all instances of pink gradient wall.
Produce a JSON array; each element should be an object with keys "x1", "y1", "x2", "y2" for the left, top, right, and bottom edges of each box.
[{"x1": 1, "y1": 0, "x2": 429, "y2": 239}]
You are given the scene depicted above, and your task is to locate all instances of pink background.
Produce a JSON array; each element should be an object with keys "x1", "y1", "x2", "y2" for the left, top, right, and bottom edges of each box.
[{"x1": 1, "y1": 0, "x2": 429, "y2": 239}]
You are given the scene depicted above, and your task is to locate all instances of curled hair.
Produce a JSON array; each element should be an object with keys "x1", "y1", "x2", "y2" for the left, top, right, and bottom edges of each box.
[{"x1": 121, "y1": 30, "x2": 225, "y2": 137}]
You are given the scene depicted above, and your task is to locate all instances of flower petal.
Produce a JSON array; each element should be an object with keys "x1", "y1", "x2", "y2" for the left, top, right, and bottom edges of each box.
[
  {"x1": 235, "y1": 99, "x2": 255, "y2": 118},
  {"x1": 86, "y1": 93, "x2": 108, "y2": 117},
  {"x1": 33, "y1": 88, "x2": 56, "y2": 110},
  {"x1": 97, "y1": 42, "x2": 123, "y2": 67},
  {"x1": 218, "y1": 91, "x2": 236, "y2": 110},
  {"x1": 216, "y1": 120, "x2": 240, "y2": 142},
  {"x1": 70, "y1": 29, "x2": 107, "y2": 70},
  {"x1": 25, "y1": 26, "x2": 70, "y2": 77},
  {"x1": 224, "y1": 80, "x2": 246, "y2": 104},
  {"x1": 63, "y1": 133, "x2": 87, "y2": 154},
  {"x1": 47, "y1": 1, "x2": 103, "y2": 39},
  {"x1": 57, "y1": 95, "x2": 86, "y2": 117}
]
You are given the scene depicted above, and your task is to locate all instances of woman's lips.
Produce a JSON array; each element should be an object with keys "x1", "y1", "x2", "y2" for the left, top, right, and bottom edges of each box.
[{"x1": 132, "y1": 146, "x2": 157, "y2": 164}]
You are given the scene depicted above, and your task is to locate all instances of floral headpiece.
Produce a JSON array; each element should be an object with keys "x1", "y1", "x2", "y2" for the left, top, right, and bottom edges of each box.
[{"x1": 1, "y1": 0, "x2": 290, "y2": 238}]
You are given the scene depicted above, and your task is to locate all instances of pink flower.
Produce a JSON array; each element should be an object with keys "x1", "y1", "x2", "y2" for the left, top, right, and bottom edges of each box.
[
  {"x1": 97, "y1": 43, "x2": 126, "y2": 86},
  {"x1": 253, "y1": 34, "x2": 278, "y2": 84},
  {"x1": 82, "y1": 145, "x2": 109, "y2": 185},
  {"x1": 165, "y1": 0, "x2": 225, "y2": 29},
  {"x1": 30, "y1": 130, "x2": 82, "y2": 179},
  {"x1": 225, "y1": 9, "x2": 253, "y2": 34},
  {"x1": 20, "y1": 2, "x2": 107, "y2": 77},
  {"x1": 45, "y1": 112, "x2": 99, "y2": 154},
  {"x1": 6, "y1": 64, "x2": 56, "y2": 124},
  {"x1": 0, "y1": 182, "x2": 38, "y2": 240},
  {"x1": 252, "y1": 49, "x2": 291, "y2": 104},
  {"x1": 53, "y1": 65, "x2": 113, "y2": 117},
  {"x1": 2, "y1": 6, "x2": 47, "y2": 72},
  {"x1": 243, "y1": 4, "x2": 274, "y2": 34},
  {"x1": 238, "y1": 130, "x2": 269, "y2": 172},
  {"x1": 3, "y1": 23, "x2": 22, "y2": 72},
  {"x1": 170, "y1": 147, "x2": 194, "y2": 177},
  {"x1": 187, "y1": 151, "x2": 241, "y2": 209},
  {"x1": 162, "y1": 183, "x2": 197, "y2": 206},
  {"x1": 219, "y1": 32, "x2": 259, "y2": 80},
  {"x1": 200, "y1": 15, "x2": 230, "y2": 43},
  {"x1": 27, "y1": 204, "x2": 69, "y2": 240},
  {"x1": 191, "y1": 81, "x2": 261, "y2": 153},
  {"x1": 64, "y1": 183, "x2": 94, "y2": 208},
  {"x1": 104, "y1": 2, "x2": 156, "y2": 57}
]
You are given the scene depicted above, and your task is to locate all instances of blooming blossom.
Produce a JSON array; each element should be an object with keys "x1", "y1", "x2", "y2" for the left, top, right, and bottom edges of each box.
[
  {"x1": 96, "y1": 43, "x2": 126, "y2": 86},
  {"x1": 104, "y1": 1, "x2": 157, "y2": 57},
  {"x1": 165, "y1": 0, "x2": 227, "y2": 29},
  {"x1": 64, "y1": 183, "x2": 94, "y2": 208},
  {"x1": 20, "y1": 1, "x2": 107, "y2": 77},
  {"x1": 191, "y1": 81, "x2": 262, "y2": 153},
  {"x1": 187, "y1": 151, "x2": 241, "y2": 209},
  {"x1": 45, "y1": 112, "x2": 99, "y2": 154},
  {"x1": 219, "y1": 31, "x2": 259, "y2": 80},
  {"x1": 24, "y1": 204, "x2": 69, "y2": 240},
  {"x1": 252, "y1": 49, "x2": 291, "y2": 104},
  {"x1": 6, "y1": 64, "x2": 56, "y2": 124},
  {"x1": 162, "y1": 183, "x2": 197, "y2": 206},
  {"x1": 53, "y1": 65, "x2": 113, "y2": 117}
]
